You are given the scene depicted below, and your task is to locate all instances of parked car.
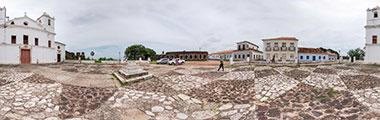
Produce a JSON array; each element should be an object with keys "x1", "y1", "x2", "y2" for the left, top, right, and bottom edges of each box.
[
  {"x1": 168, "y1": 58, "x2": 185, "y2": 65},
  {"x1": 157, "y1": 58, "x2": 169, "y2": 64}
]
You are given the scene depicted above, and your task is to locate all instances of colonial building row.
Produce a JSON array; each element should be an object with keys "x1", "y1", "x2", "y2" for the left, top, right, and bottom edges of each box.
[
  {"x1": 262, "y1": 37, "x2": 338, "y2": 63},
  {"x1": 157, "y1": 51, "x2": 208, "y2": 61},
  {"x1": 210, "y1": 37, "x2": 338, "y2": 63},
  {"x1": 0, "y1": 7, "x2": 65, "y2": 64}
]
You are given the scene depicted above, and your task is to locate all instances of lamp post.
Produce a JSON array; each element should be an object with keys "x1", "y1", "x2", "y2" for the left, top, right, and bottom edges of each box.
[{"x1": 90, "y1": 50, "x2": 95, "y2": 62}]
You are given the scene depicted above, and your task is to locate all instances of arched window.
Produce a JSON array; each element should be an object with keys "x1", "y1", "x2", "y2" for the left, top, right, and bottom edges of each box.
[
  {"x1": 23, "y1": 22, "x2": 28, "y2": 26},
  {"x1": 10, "y1": 21, "x2": 14, "y2": 25},
  {"x1": 375, "y1": 12, "x2": 378, "y2": 18}
]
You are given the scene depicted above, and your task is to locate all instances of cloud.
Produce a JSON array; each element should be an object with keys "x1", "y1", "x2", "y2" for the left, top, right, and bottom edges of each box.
[{"x1": 1, "y1": 0, "x2": 379, "y2": 58}]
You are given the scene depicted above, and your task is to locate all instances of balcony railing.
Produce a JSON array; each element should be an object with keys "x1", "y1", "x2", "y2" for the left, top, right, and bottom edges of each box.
[
  {"x1": 281, "y1": 47, "x2": 287, "y2": 51},
  {"x1": 288, "y1": 46, "x2": 296, "y2": 51},
  {"x1": 273, "y1": 47, "x2": 279, "y2": 51},
  {"x1": 265, "y1": 47, "x2": 271, "y2": 51}
]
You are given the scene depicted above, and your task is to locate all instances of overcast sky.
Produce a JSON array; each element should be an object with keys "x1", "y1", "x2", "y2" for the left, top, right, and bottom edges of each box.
[{"x1": 1, "y1": 0, "x2": 379, "y2": 58}]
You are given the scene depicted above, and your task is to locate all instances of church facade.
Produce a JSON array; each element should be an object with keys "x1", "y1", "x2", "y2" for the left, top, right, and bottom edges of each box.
[
  {"x1": 365, "y1": 6, "x2": 380, "y2": 64},
  {"x1": 0, "y1": 7, "x2": 65, "y2": 64}
]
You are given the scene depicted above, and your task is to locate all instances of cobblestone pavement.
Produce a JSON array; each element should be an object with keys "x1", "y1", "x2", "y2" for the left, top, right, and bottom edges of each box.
[{"x1": 1, "y1": 63, "x2": 380, "y2": 120}]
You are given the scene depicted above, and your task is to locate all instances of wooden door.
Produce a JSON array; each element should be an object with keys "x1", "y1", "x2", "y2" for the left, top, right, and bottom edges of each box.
[
  {"x1": 57, "y1": 54, "x2": 61, "y2": 62},
  {"x1": 20, "y1": 49, "x2": 31, "y2": 64}
]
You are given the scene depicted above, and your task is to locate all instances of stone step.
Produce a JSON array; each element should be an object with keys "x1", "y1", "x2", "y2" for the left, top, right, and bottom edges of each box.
[
  {"x1": 118, "y1": 69, "x2": 148, "y2": 79},
  {"x1": 113, "y1": 72, "x2": 127, "y2": 84},
  {"x1": 123, "y1": 66, "x2": 143, "y2": 70},
  {"x1": 114, "y1": 72, "x2": 153, "y2": 85},
  {"x1": 123, "y1": 74, "x2": 153, "y2": 83}
]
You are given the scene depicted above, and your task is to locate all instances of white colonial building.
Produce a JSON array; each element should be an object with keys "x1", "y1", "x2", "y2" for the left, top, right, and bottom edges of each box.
[
  {"x1": 298, "y1": 47, "x2": 337, "y2": 63},
  {"x1": 365, "y1": 6, "x2": 380, "y2": 64},
  {"x1": 263, "y1": 37, "x2": 298, "y2": 63},
  {"x1": 209, "y1": 41, "x2": 263, "y2": 61},
  {"x1": 0, "y1": 7, "x2": 65, "y2": 64},
  {"x1": 232, "y1": 41, "x2": 263, "y2": 61}
]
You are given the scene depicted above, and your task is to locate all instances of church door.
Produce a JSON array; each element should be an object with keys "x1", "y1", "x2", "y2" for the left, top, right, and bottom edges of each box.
[{"x1": 20, "y1": 49, "x2": 31, "y2": 64}]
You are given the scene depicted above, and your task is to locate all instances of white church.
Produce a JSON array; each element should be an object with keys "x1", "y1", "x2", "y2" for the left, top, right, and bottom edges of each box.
[
  {"x1": 365, "y1": 6, "x2": 380, "y2": 64},
  {"x1": 0, "y1": 7, "x2": 65, "y2": 64}
]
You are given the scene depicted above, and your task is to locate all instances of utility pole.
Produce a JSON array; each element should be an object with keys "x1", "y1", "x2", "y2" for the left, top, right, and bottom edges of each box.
[{"x1": 118, "y1": 51, "x2": 121, "y2": 64}]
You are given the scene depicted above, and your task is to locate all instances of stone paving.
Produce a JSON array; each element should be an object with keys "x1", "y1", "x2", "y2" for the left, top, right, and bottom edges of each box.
[
  {"x1": 0, "y1": 63, "x2": 380, "y2": 119},
  {"x1": 303, "y1": 68, "x2": 347, "y2": 90}
]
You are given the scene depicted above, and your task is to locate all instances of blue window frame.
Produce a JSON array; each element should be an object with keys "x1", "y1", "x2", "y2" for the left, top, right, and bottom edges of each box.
[
  {"x1": 306, "y1": 56, "x2": 310, "y2": 59},
  {"x1": 300, "y1": 56, "x2": 304, "y2": 59}
]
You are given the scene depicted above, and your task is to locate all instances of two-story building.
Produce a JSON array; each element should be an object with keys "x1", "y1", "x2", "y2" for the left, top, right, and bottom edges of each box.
[
  {"x1": 232, "y1": 41, "x2": 263, "y2": 61},
  {"x1": 262, "y1": 37, "x2": 298, "y2": 63},
  {"x1": 210, "y1": 41, "x2": 263, "y2": 61}
]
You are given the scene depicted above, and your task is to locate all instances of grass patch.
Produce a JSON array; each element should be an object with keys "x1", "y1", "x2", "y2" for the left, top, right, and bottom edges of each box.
[
  {"x1": 150, "y1": 61, "x2": 157, "y2": 64},
  {"x1": 316, "y1": 88, "x2": 339, "y2": 102}
]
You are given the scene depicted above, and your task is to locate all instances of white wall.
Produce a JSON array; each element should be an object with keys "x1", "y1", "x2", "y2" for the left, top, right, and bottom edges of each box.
[
  {"x1": 365, "y1": 27, "x2": 380, "y2": 44},
  {"x1": 365, "y1": 45, "x2": 380, "y2": 63},
  {"x1": 55, "y1": 42, "x2": 65, "y2": 62},
  {"x1": 298, "y1": 53, "x2": 329, "y2": 63},
  {"x1": 5, "y1": 26, "x2": 55, "y2": 47},
  {"x1": 367, "y1": 8, "x2": 380, "y2": 26},
  {"x1": 0, "y1": 44, "x2": 20, "y2": 64},
  {"x1": 31, "y1": 46, "x2": 56, "y2": 64}
]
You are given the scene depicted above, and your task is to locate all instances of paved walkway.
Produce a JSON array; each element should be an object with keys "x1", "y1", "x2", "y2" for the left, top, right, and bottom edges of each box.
[{"x1": 0, "y1": 64, "x2": 380, "y2": 119}]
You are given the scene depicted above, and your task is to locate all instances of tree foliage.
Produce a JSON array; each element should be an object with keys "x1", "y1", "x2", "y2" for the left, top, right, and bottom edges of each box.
[
  {"x1": 125, "y1": 44, "x2": 156, "y2": 60},
  {"x1": 347, "y1": 48, "x2": 365, "y2": 60},
  {"x1": 319, "y1": 47, "x2": 340, "y2": 58}
]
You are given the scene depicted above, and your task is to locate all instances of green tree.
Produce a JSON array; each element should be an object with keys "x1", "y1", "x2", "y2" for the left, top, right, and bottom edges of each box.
[
  {"x1": 347, "y1": 48, "x2": 365, "y2": 60},
  {"x1": 125, "y1": 44, "x2": 156, "y2": 60},
  {"x1": 145, "y1": 48, "x2": 157, "y2": 60}
]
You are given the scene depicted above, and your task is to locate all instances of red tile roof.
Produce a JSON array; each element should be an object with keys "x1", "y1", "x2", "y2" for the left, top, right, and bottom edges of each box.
[
  {"x1": 298, "y1": 47, "x2": 327, "y2": 54},
  {"x1": 262, "y1": 37, "x2": 298, "y2": 41},
  {"x1": 166, "y1": 51, "x2": 208, "y2": 54},
  {"x1": 237, "y1": 41, "x2": 259, "y2": 47},
  {"x1": 210, "y1": 50, "x2": 235, "y2": 55}
]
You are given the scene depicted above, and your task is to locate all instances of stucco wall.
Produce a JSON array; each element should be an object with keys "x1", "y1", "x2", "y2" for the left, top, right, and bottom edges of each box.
[
  {"x1": 0, "y1": 44, "x2": 20, "y2": 64},
  {"x1": 55, "y1": 43, "x2": 66, "y2": 62},
  {"x1": 367, "y1": 9, "x2": 380, "y2": 26},
  {"x1": 31, "y1": 46, "x2": 56, "y2": 64},
  {"x1": 5, "y1": 26, "x2": 54, "y2": 47},
  {"x1": 298, "y1": 53, "x2": 329, "y2": 63},
  {"x1": 365, "y1": 27, "x2": 380, "y2": 44},
  {"x1": 365, "y1": 45, "x2": 380, "y2": 64}
]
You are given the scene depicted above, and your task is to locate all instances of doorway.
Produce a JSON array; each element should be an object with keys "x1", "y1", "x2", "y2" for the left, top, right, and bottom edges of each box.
[
  {"x1": 57, "y1": 54, "x2": 61, "y2": 62},
  {"x1": 20, "y1": 49, "x2": 31, "y2": 64}
]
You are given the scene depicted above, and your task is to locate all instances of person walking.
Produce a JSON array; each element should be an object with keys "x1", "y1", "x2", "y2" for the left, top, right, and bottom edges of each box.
[{"x1": 218, "y1": 60, "x2": 224, "y2": 71}]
